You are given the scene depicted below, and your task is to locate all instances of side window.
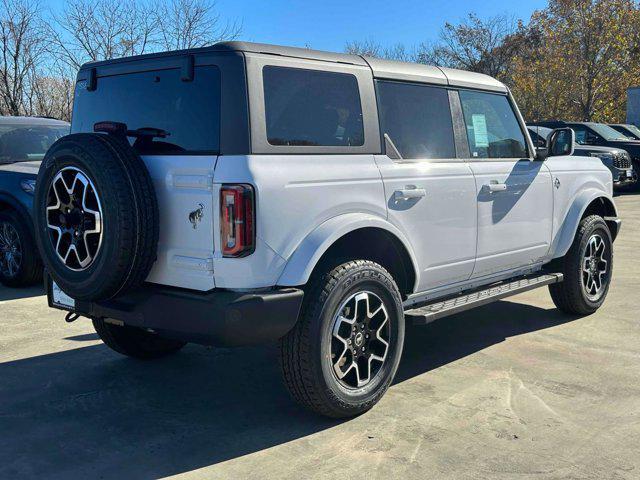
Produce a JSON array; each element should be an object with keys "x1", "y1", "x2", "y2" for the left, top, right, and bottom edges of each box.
[
  {"x1": 376, "y1": 81, "x2": 456, "y2": 159},
  {"x1": 572, "y1": 126, "x2": 588, "y2": 145},
  {"x1": 263, "y1": 66, "x2": 364, "y2": 147},
  {"x1": 528, "y1": 130, "x2": 544, "y2": 147},
  {"x1": 459, "y1": 90, "x2": 528, "y2": 159}
]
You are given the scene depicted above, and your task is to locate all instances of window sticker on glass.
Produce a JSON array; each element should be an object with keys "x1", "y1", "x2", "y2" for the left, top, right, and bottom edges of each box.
[{"x1": 472, "y1": 114, "x2": 489, "y2": 148}]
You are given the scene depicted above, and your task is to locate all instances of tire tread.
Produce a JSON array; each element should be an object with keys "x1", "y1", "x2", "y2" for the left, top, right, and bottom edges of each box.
[
  {"x1": 279, "y1": 260, "x2": 402, "y2": 418},
  {"x1": 549, "y1": 215, "x2": 612, "y2": 315}
]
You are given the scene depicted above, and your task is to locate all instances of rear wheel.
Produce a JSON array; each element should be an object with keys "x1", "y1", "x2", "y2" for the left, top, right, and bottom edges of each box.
[
  {"x1": 0, "y1": 210, "x2": 42, "y2": 287},
  {"x1": 93, "y1": 318, "x2": 186, "y2": 360},
  {"x1": 549, "y1": 215, "x2": 613, "y2": 315},
  {"x1": 279, "y1": 260, "x2": 404, "y2": 418}
]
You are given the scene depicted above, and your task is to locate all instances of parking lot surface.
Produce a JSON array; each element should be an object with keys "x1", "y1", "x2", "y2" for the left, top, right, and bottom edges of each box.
[{"x1": 1, "y1": 194, "x2": 639, "y2": 480}]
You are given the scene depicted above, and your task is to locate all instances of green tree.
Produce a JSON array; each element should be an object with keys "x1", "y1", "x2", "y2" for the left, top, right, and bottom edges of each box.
[{"x1": 511, "y1": 0, "x2": 640, "y2": 122}]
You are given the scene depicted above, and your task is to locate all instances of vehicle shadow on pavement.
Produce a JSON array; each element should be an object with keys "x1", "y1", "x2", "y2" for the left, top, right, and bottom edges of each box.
[
  {"x1": 0, "y1": 300, "x2": 578, "y2": 479},
  {"x1": 0, "y1": 285, "x2": 44, "y2": 302},
  {"x1": 396, "y1": 299, "x2": 578, "y2": 384}
]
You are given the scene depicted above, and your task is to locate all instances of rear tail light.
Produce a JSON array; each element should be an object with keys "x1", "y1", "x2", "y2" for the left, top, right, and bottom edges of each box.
[{"x1": 220, "y1": 184, "x2": 255, "y2": 257}]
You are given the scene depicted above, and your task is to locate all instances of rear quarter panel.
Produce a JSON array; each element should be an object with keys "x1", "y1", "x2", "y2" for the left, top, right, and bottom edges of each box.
[{"x1": 212, "y1": 154, "x2": 387, "y2": 289}]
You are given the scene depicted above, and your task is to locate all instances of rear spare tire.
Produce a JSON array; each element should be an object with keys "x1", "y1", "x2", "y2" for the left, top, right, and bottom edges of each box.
[{"x1": 34, "y1": 133, "x2": 158, "y2": 301}]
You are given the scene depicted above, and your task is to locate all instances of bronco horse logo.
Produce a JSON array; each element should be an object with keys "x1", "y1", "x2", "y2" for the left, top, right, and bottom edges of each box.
[{"x1": 189, "y1": 203, "x2": 205, "y2": 229}]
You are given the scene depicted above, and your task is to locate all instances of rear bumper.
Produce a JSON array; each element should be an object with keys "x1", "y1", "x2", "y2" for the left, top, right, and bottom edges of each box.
[{"x1": 47, "y1": 278, "x2": 304, "y2": 347}]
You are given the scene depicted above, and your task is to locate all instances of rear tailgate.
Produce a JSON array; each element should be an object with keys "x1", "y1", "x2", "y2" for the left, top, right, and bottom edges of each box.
[
  {"x1": 72, "y1": 62, "x2": 222, "y2": 291},
  {"x1": 143, "y1": 154, "x2": 217, "y2": 290}
]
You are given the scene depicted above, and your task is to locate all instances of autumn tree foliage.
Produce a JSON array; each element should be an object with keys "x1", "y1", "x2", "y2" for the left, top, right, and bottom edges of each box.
[
  {"x1": 348, "y1": 0, "x2": 640, "y2": 123},
  {"x1": 511, "y1": 0, "x2": 640, "y2": 122}
]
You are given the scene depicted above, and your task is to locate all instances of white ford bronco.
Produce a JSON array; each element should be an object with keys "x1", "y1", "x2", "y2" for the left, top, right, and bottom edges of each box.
[{"x1": 34, "y1": 42, "x2": 621, "y2": 418}]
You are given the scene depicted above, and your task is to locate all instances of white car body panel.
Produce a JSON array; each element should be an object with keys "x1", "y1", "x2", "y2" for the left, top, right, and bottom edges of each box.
[
  {"x1": 142, "y1": 154, "x2": 217, "y2": 291},
  {"x1": 468, "y1": 159, "x2": 553, "y2": 278},
  {"x1": 374, "y1": 156, "x2": 478, "y2": 291},
  {"x1": 277, "y1": 212, "x2": 419, "y2": 288},
  {"x1": 211, "y1": 154, "x2": 386, "y2": 289},
  {"x1": 141, "y1": 150, "x2": 614, "y2": 298},
  {"x1": 544, "y1": 155, "x2": 616, "y2": 259}
]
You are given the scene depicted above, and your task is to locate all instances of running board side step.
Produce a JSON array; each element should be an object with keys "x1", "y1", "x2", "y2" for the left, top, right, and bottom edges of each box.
[{"x1": 405, "y1": 273, "x2": 563, "y2": 326}]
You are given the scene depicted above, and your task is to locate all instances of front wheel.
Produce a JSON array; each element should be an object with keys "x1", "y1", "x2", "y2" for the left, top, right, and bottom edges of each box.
[
  {"x1": 279, "y1": 260, "x2": 405, "y2": 418},
  {"x1": 549, "y1": 215, "x2": 613, "y2": 315}
]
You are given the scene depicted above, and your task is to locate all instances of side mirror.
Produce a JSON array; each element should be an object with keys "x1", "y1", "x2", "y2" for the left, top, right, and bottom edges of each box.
[{"x1": 548, "y1": 128, "x2": 575, "y2": 157}]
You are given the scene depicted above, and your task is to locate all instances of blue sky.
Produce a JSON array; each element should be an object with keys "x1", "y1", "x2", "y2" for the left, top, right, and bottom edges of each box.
[{"x1": 46, "y1": 0, "x2": 549, "y2": 53}]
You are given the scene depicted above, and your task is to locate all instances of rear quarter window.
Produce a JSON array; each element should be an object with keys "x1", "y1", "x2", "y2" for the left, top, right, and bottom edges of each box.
[
  {"x1": 263, "y1": 66, "x2": 364, "y2": 147},
  {"x1": 72, "y1": 66, "x2": 221, "y2": 154}
]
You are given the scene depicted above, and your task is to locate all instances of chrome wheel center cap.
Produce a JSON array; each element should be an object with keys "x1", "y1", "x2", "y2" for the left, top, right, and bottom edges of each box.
[{"x1": 354, "y1": 332, "x2": 364, "y2": 347}]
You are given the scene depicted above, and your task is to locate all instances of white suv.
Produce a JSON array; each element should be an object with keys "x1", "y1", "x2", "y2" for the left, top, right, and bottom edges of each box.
[{"x1": 33, "y1": 42, "x2": 620, "y2": 418}]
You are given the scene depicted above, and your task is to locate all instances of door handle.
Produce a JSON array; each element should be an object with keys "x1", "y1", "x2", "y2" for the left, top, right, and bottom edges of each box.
[
  {"x1": 394, "y1": 186, "x2": 426, "y2": 201},
  {"x1": 486, "y1": 181, "x2": 507, "y2": 193}
]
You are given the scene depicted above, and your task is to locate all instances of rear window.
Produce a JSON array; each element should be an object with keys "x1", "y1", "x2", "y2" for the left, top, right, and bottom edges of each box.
[
  {"x1": 72, "y1": 66, "x2": 221, "y2": 154},
  {"x1": 263, "y1": 66, "x2": 364, "y2": 147}
]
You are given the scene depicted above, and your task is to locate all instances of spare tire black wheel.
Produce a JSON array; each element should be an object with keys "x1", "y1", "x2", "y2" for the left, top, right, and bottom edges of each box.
[{"x1": 34, "y1": 133, "x2": 159, "y2": 302}]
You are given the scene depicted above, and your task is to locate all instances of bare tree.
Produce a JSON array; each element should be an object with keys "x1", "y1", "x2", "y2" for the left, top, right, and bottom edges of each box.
[
  {"x1": 154, "y1": 0, "x2": 241, "y2": 51},
  {"x1": 49, "y1": 0, "x2": 155, "y2": 70},
  {"x1": 345, "y1": 39, "x2": 417, "y2": 61},
  {"x1": 0, "y1": 0, "x2": 47, "y2": 116},
  {"x1": 27, "y1": 63, "x2": 74, "y2": 120},
  {"x1": 418, "y1": 13, "x2": 522, "y2": 78}
]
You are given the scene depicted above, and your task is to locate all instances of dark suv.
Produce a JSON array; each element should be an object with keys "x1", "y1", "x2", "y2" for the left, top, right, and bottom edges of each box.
[
  {"x1": 527, "y1": 125, "x2": 636, "y2": 188},
  {"x1": 531, "y1": 121, "x2": 639, "y2": 188},
  {"x1": 0, "y1": 116, "x2": 69, "y2": 286},
  {"x1": 609, "y1": 123, "x2": 640, "y2": 141}
]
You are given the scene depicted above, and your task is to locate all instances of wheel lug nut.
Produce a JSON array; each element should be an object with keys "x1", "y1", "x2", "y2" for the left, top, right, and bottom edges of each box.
[{"x1": 347, "y1": 339, "x2": 352, "y2": 345}]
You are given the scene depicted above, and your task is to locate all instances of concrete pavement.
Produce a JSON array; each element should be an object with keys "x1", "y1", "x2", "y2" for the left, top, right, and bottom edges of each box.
[{"x1": 1, "y1": 194, "x2": 639, "y2": 479}]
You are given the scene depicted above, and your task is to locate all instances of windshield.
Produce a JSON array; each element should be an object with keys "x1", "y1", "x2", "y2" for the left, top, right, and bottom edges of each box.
[
  {"x1": 0, "y1": 124, "x2": 69, "y2": 164},
  {"x1": 589, "y1": 123, "x2": 632, "y2": 141},
  {"x1": 623, "y1": 124, "x2": 640, "y2": 138},
  {"x1": 527, "y1": 126, "x2": 552, "y2": 138}
]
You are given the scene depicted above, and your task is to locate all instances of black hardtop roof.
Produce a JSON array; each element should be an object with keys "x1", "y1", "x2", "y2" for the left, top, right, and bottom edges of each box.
[
  {"x1": 80, "y1": 41, "x2": 368, "y2": 69},
  {"x1": 79, "y1": 41, "x2": 507, "y2": 92}
]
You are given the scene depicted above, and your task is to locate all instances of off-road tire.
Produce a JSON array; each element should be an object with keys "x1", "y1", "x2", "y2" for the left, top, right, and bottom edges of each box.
[
  {"x1": 279, "y1": 260, "x2": 405, "y2": 418},
  {"x1": 0, "y1": 210, "x2": 43, "y2": 287},
  {"x1": 549, "y1": 215, "x2": 613, "y2": 315},
  {"x1": 93, "y1": 318, "x2": 186, "y2": 360},
  {"x1": 33, "y1": 133, "x2": 158, "y2": 301}
]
